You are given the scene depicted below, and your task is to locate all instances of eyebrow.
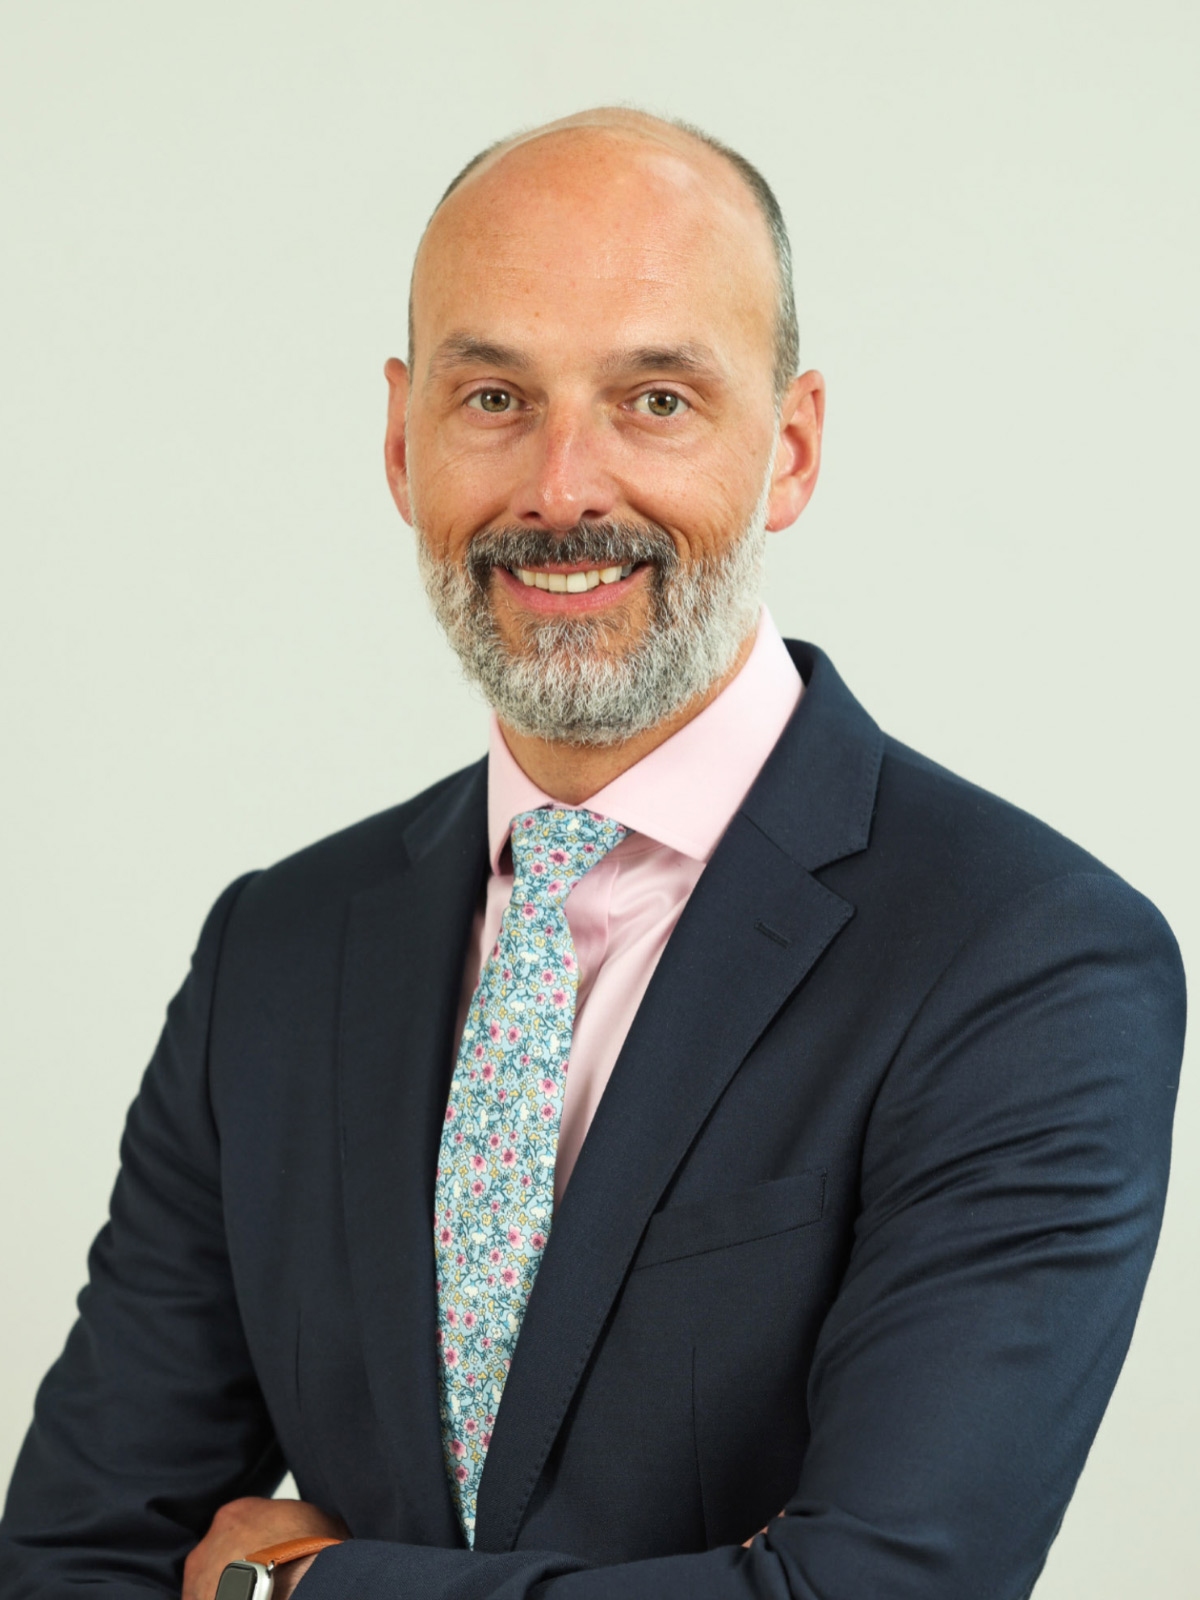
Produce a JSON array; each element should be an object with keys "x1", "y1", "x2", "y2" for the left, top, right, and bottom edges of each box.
[
  {"x1": 427, "y1": 336, "x2": 535, "y2": 379},
  {"x1": 596, "y1": 343, "x2": 725, "y2": 382},
  {"x1": 425, "y1": 335, "x2": 726, "y2": 384}
]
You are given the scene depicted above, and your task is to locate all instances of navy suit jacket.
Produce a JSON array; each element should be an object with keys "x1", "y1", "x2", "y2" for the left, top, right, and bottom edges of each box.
[{"x1": 0, "y1": 640, "x2": 1186, "y2": 1600}]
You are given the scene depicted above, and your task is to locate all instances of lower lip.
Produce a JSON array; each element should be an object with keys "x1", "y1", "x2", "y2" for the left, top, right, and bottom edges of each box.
[{"x1": 493, "y1": 563, "x2": 649, "y2": 613}]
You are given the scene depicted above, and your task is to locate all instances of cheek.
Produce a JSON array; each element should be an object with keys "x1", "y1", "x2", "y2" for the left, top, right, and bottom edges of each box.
[
  {"x1": 619, "y1": 427, "x2": 770, "y2": 554},
  {"x1": 409, "y1": 452, "x2": 508, "y2": 557},
  {"x1": 637, "y1": 472, "x2": 760, "y2": 562},
  {"x1": 407, "y1": 410, "x2": 496, "y2": 517}
]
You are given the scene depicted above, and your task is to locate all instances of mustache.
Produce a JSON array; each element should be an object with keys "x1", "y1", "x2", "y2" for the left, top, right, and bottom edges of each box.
[{"x1": 464, "y1": 521, "x2": 678, "y2": 589}]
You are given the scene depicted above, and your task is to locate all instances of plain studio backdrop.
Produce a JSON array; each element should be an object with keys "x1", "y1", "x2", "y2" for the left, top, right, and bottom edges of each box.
[{"x1": 1, "y1": 2, "x2": 1196, "y2": 1594}]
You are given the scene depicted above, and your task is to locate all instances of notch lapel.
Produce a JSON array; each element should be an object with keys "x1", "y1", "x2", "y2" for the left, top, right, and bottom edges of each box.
[
  {"x1": 473, "y1": 642, "x2": 885, "y2": 1551},
  {"x1": 338, "y1": 760, "x2": 488, "y2": 1545}
]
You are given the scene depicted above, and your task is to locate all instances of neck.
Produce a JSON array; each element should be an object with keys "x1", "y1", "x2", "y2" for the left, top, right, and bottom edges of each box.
[{"x1": 498, "y1": 626, "x2": 758, "y2": 806}]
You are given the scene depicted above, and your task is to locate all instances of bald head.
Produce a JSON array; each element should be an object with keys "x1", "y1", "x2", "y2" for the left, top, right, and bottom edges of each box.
[{"x1": 407, "y1": 108, "x2": 799, "y2": 405}]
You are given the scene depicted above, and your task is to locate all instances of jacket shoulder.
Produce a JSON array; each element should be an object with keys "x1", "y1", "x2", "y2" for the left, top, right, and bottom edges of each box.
[
  {"x1": 221, "y1": 757, "x2": 486, "y2": 930},
  {"x1": 864, "y1": 735, "x2": 1180, "y2": 959},
  {"x1": 878, "y1": 734, "x2": 1106, "y2": 877}
]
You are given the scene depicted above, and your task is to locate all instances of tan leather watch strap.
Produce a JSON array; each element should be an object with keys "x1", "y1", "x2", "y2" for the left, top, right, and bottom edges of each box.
[{"x1": 245, "y1": 1536, "x2": 342, "y2": 1568}]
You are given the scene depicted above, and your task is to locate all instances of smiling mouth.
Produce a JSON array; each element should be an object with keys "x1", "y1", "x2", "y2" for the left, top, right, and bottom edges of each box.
[{"x1": 508, "y1": 563, "x2": 637, "y2": 593}]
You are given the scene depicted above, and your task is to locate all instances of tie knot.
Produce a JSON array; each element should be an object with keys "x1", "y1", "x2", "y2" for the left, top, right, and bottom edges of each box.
[{"x1": 509, "y1": 807, "x2": 628, "y2": 897}]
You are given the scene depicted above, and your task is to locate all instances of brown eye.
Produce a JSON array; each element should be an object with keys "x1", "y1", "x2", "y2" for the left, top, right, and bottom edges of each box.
[
  {"x1": 635, "y1": 390, "x2": 686, "y2": 418},
  {"x1": 470, "y1": 389, "x2": 514, "y2": 414}
]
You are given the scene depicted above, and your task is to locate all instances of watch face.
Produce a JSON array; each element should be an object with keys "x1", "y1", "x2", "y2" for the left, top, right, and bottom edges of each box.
[{"x1": 215, "y1": 1562, "x2": 268, "y2": 1600}]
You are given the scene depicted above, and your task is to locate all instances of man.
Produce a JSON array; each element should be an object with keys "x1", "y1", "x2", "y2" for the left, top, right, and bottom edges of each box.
[{"x1": 0, "y1": 107, "x2": 1185, "y2": 1600}]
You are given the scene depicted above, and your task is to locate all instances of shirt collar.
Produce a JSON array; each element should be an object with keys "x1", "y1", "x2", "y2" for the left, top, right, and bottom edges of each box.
[{"x1": 485, "y1": 605, "x2": 803, "y2": 870}]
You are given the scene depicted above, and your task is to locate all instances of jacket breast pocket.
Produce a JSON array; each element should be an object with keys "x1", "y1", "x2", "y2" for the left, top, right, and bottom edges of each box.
[{"x1": 630, "y1": 1169, "x2": 826, "y2": 1271}]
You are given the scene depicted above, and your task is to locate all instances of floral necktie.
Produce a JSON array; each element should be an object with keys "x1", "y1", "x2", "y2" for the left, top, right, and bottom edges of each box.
[{"x1": 433, "y1": 805, "x2": 629, "y2": 1546}]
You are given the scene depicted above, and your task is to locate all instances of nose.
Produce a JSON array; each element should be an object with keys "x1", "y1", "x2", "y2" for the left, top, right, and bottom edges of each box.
[{"x1": 508, "y1": 405, "x2": 618, "y2": 529}]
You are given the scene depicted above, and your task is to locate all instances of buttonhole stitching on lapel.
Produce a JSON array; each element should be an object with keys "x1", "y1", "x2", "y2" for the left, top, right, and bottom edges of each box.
[{"x1": 754, "y1": 920, "x2": 791, "y2": 948}]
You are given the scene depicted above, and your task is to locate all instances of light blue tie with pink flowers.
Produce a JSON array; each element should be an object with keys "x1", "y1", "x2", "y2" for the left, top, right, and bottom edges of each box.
[{"x1": 433, "y1": 805, "x2": 628, "y2": 1546}]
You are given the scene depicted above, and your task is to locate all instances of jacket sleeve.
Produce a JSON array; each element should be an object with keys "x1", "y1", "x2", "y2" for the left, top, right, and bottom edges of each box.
[
  {"x1": 293, "y1": 869, "x2": 1186, "y2": 1600},
  {"x1": 0, "y1": 873, "x2": 285, "y2": 1599}
]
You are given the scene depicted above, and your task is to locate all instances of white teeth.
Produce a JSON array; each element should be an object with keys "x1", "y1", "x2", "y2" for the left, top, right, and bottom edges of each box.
[{"x1": 513, "y1": 563, "x2": 632, "y2": 591}]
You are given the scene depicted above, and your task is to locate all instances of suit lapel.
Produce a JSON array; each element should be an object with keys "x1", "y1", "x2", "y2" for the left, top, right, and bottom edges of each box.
[
  {"x1": 338, "y1": 760, "x2": 488, "y2": 1546},
  {"x1": 473, "y1": 642, "x2": 885, "y2": 1551}
]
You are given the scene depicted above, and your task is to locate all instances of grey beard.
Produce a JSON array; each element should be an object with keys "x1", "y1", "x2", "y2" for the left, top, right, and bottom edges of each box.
[{"x1": 414, "y1": 494, "x2": 768, "y2": 748}]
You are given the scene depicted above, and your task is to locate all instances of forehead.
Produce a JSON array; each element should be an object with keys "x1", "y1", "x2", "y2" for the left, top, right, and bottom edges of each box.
[{"x1": 412, "y1": 128, "x2": 777, "y2": 378}]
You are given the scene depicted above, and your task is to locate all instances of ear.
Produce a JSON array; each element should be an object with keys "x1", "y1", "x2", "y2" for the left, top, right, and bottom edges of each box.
[
  {"x1": 383, "y1": 357, "x2": 413, "y2": 525},
  {"x1": 765, "y1": 369, "x2": 825, "y2": 532}
]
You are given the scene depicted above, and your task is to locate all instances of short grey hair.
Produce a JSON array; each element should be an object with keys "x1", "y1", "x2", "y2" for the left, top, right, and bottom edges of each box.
[{"x1": 408, "y1": 112, "x2": 800, "y2": 406}]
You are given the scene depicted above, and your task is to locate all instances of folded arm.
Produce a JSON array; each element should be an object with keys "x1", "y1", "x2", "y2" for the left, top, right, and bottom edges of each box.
[
  {"x1": 295, "y1": 871, "x2": 1185, "y2": 1599},
  {"x1": 1, "y1": 871, "x2": 1184, "y2": 1600},
  {"x1": 0, "y1": 874, "x2": 283, "y2": 1599}
]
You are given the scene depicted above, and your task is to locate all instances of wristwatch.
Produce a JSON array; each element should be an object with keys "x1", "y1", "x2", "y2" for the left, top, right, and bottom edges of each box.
[{"x1": 214, "y1": 1536, "x2": 343, "y2": 1600}]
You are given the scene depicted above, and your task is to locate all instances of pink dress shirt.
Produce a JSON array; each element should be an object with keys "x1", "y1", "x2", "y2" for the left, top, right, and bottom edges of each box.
[{"x1": 453, "y1": 605, "x2": 803, "y2": 1210}]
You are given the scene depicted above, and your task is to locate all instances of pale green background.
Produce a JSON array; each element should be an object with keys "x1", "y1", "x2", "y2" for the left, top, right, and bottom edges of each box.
[{"x1": 1, "y1": 3, "x2": 1196, "y2": 1594}]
